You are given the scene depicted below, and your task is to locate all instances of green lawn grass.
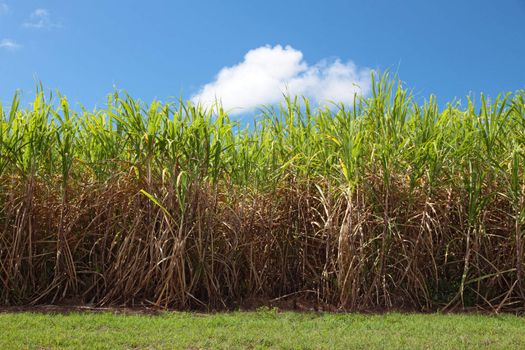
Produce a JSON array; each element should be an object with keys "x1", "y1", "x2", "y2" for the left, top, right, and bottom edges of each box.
[{"x1": 0, "y1": 309, "x2": 524, "y2": 349}]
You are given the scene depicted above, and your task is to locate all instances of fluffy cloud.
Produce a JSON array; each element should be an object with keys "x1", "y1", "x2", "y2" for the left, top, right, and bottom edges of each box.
[
  {"x1": 191, "y1": 45, "x2": 371, "y2": 113},
  {"x1": 0, "y1": 39, "x2": 21, "y2": 51},
  {"x1": 23, "y1": 8, "x2": 61, "y2": 29}
]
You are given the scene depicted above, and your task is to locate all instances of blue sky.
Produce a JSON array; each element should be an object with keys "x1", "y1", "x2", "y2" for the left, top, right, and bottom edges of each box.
[{"x1": 1, "y1": 0, "x2": 524, "y2": 113}]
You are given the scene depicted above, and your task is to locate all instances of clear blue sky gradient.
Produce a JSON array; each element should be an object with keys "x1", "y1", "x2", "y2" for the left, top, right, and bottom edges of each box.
[{"x1": 1, "y1": 0, "x2": 524, "y2": 110}]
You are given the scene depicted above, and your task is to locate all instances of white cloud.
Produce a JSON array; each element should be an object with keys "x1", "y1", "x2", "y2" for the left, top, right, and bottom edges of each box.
[
  {"x1": 0, "y1": 39, "x2": 21, "y2": 51},
  {"x1": 0, "y1": 3, "x2": 9, "y2": 15},
  {"x1": 191, "y1": 45, "x2": 371, "y2": 113},
  {"x1": 23, "y1": 8, "x2": 61, "y2": 29}
]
